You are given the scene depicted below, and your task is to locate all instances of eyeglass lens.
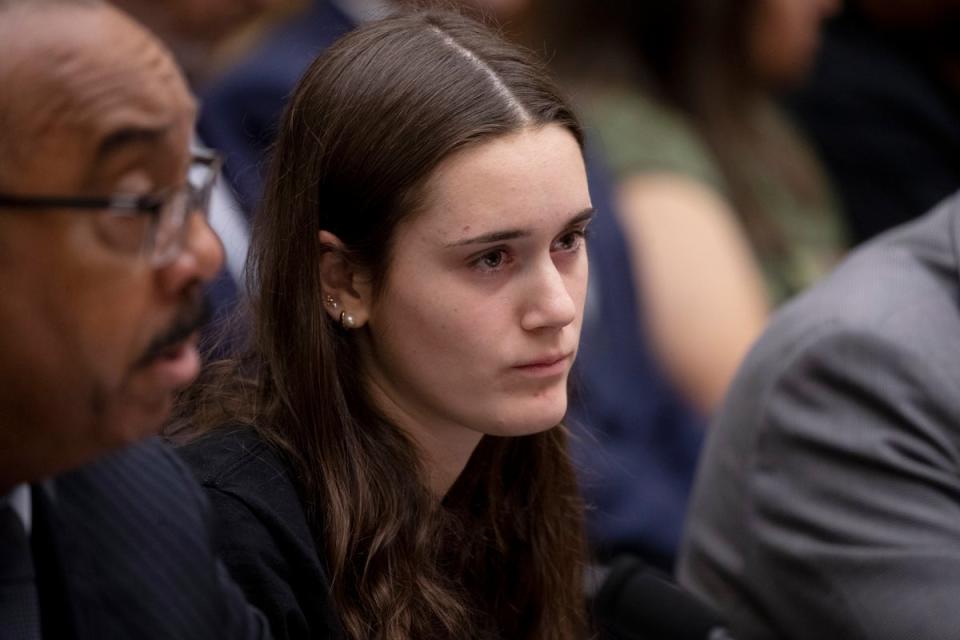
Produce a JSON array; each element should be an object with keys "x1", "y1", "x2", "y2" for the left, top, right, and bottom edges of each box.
[{"x1": 149, "y1": 158, "x2": 219, "y2": 265}]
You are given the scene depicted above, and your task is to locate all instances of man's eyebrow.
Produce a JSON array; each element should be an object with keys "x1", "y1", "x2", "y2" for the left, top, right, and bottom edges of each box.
[
  {"x1": 83, "y1": 125, "x2": 174, "y2": 187},
  {"x1": 446, "y1": 207, "x2": 596, "y2": 247},
  {"x1": 94, "y1": 124, "x2": 170, "y2": 162}
]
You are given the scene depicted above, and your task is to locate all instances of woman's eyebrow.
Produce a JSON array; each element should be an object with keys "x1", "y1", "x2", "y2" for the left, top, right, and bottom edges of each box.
[
  {"x1": 447, "y1": 228, "x2": 529, "y2": 247},
  {"x1": 445, "y1": 207, "x2": 595, "y2": 247},
  {"x1": 567, "y1": 207, "x2": 596, "y2": 227}
]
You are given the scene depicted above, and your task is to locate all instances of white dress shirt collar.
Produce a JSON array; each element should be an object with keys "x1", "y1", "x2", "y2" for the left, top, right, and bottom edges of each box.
[{"x1": 2, "y1": 484, "x2": 32, "y2": 535}]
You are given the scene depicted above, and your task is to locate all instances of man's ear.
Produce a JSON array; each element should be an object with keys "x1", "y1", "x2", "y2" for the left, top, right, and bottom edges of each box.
[{"x1": 318, "y1": 230, "x2": 371, "y2": 329}]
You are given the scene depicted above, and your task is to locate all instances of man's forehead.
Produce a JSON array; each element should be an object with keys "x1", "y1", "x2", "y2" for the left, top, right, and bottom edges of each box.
[
  {"x1": 7, "y1": 6, "x2": 194, "y2": 107},
  {"x1": 0, "y1": 3, "x2": 197, "y2": 186}
]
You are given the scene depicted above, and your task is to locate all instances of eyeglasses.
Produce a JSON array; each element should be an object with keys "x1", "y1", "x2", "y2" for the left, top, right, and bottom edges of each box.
[{"x1": 0, "y1": 149, "x2": 223, "y2": 266}]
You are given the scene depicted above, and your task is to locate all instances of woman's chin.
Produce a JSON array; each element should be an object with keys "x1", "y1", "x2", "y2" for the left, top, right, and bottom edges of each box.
[{"x1": 484, "y1": 397, "x2": 569, "y2": 437}]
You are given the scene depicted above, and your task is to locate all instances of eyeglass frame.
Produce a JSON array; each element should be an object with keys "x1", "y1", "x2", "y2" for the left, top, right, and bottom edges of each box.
[{"x1": 0, "y1": 148, "x2": 223, "y2": 265}]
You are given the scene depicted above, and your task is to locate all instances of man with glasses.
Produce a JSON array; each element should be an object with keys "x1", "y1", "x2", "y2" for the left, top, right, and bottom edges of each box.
[{"x1": 0, "y1": 1, "x2": 269, "y2": 638}]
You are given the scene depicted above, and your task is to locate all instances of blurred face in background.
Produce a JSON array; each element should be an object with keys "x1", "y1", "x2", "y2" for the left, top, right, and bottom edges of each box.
[
  {"x1": 110, "y1": 0, "x2": 294, "y2": 43},
  {"x1": 108, "y1": 0, "x2": 299, "y2": 82},
  {"x1": 0, "y1": 4, "x2": 223, "y2": 486},
  {"x1": 748, "y1": 0, "x2": 840, "y2": 87}
]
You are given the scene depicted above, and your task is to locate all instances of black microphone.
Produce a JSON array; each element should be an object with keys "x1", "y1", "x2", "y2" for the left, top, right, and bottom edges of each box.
[{"x1": 588, "y1": 555, "x2": 736, "y2": 640}]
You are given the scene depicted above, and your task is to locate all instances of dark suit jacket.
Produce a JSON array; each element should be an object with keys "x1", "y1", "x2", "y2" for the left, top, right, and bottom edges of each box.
[
  {"x1": 177, "y1": 427, "x2": 344, "y2": 640},
  {"x1": 678, "y1": 192, "x2": 960, "y2": 639},
  {"x1": 34, "y1": 438, "x2": 269, "y2": 639},
  {"x1": 198, "y1": 0, "x2": 354, "y2": 214}
]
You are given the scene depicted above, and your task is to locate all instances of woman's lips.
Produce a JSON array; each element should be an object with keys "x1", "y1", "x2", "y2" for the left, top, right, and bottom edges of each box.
[{"x1": 512, "y1": 353, "x2": 573, "y2": 377}]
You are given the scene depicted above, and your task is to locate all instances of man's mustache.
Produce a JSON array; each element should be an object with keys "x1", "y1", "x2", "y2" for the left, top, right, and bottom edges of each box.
[{"x1": 134, "y1": 296, "x2": 212, "y2": 369}]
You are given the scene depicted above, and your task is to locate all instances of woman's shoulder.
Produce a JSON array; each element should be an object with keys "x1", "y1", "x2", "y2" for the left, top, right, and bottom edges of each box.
[
  {"x1": 176, "y1": 426, "x2": 344, "y2": 640},
  {"x1": 177, "y1": 425, "x2": 286, "y2": 488},
  {"x1": 175, "y1": 425, "x2": 307, "y2": 531},
  {"x1": 583, "y1": 86, "x2": 726, "y2": 190}
]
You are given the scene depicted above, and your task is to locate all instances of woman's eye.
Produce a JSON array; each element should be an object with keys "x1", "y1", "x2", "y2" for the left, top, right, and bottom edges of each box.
[
  {"x1": 472, "y1": 249, "x2": 510, "y2": 272},
  {"x1": 553, "y1": 230, "x2": 585, "y2": 252}
]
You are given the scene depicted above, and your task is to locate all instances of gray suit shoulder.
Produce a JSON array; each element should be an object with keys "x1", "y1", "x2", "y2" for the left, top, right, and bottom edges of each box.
[
  {"x1": 680, "y1": 193, "x2": 960, "y2": 640},
  {"x1": 767, "y1": 195, "x2": 959, "y2": 353}
]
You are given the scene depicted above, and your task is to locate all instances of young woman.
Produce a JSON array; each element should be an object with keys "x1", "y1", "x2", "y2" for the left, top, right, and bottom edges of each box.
[{"x1": 173, "y1": 11, "x2": 592, "y2": 640}]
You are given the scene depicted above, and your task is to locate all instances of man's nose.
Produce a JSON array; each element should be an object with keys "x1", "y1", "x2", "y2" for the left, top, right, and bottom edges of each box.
[{"x1": 156, "y1": 213, "x2": 225, "y2": 297}]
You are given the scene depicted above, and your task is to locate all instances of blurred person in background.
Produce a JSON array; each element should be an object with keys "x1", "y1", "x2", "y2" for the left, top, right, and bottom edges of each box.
[
  {"x1": 563, "y1": 143, "x2": 708, "y2": 572},
  {"x1": 172, "y1": 11, "x2": 592, "y2": 639},
  {"x1": 511, "y1": 0, "x2": 847, "y2": 573},
  {"x1": 108, "y1": 0, "x2": 305, "y2": 84},
  {"x1": 0, "y1": 1, "x2": 267, "y2": 637},
  {"x1": 789, "y1": 0, "x2": 960, "y2": 244},
  {"x1": 542, "y1": 0, "x2": 848, "y2": 415}
]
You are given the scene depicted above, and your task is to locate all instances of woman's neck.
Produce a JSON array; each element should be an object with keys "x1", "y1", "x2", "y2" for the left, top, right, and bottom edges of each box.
[{"x1": 363, "y1": 373, "x2": 484, "y2": 497}]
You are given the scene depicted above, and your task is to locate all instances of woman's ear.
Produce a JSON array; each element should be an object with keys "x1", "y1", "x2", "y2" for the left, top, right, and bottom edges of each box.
[{"x1": 318, "y1": 230, "x2": 371, "y2": 329}]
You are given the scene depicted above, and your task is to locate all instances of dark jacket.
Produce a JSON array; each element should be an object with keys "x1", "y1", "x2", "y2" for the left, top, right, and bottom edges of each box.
[
  {"x1": 177, "y1": 427, "x2": 344, "y2": 640},
  {"x1": 789, "y1": 8, "x2": 960, "y2": 244},
  {"x1": 34, "y1": 438, "x2": 269, "y2": 639}
]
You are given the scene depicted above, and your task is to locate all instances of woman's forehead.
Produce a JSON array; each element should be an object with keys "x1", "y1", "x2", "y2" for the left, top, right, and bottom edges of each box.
[{"x1": 408, "y1": 126, "x2": 589, "y2": 243}]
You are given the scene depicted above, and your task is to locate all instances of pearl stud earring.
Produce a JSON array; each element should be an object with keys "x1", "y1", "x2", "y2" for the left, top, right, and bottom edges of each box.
[{"x1": 339, "y1": 310, "x2": 357, "y2": 329}]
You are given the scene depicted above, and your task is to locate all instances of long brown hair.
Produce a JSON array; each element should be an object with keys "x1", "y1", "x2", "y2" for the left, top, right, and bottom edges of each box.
[{"x1": 175, "y1": 11, "x2": 587, "y2": 640}]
